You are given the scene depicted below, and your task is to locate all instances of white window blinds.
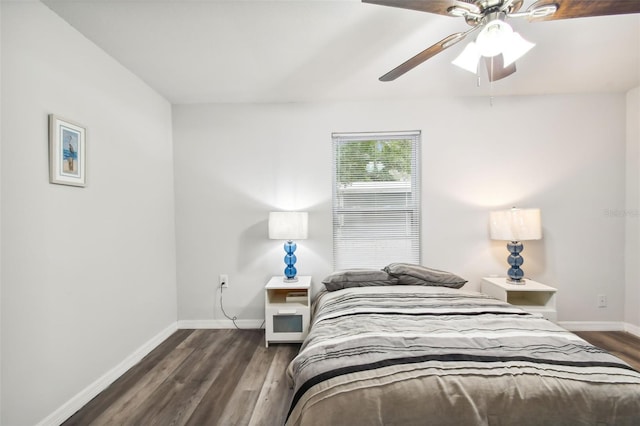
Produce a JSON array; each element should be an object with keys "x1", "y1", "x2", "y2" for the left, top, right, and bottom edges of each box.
[{"x1": 332, "y1": 131, "x2": 421, "y2": 270}]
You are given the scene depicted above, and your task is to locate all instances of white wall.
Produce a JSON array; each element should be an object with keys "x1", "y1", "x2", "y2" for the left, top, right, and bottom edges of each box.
[
  {"x1": 626, "y1": 86, "x2": 640, "y2": 329},
  {"x1": 173, "y1": 94, "x2": 628, "y2": 325},
  {"x1": 1, "y1": 3, "x2": 177, "y2": 425}
]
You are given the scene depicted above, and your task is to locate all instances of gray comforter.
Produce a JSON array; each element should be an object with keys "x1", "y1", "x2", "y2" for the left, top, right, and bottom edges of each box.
[{"x1": 286, "y1": 286, "x2": 640, "y2": 425}]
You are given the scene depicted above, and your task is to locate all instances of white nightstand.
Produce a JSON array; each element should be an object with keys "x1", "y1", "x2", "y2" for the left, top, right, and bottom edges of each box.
[
  {"x1": 481, "y1": 277, "x2": 557, "y2": 322},
  {"x1": 265, "y1": 276, "x2": 311, "y2": 347}
]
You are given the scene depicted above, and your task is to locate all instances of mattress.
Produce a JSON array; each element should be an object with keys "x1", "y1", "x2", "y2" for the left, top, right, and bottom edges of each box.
[{"x1": 285, "y1": 285, "x2": 640, "y2": 425}]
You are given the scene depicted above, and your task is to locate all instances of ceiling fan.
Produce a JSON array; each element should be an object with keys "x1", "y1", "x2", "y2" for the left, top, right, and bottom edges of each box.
[{"x1": 364, "y1": 0, "x2": 640, "y2": 82}]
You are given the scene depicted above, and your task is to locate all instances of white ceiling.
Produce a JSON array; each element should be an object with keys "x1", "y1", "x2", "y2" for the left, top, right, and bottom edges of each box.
[{"x1": 42, "y1": 0, "x2": 640, "y2": 104}]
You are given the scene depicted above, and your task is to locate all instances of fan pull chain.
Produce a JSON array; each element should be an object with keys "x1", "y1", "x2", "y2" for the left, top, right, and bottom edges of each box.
[
  {"x1": 489, "y1": 79, "x2": 494, "y2": 107},
  {"x1": 489, "y1": 60, "x2": 494, "y2": 107},
  {"x1": 475, "y1": 64, "x2": 494, "y2": 107}
]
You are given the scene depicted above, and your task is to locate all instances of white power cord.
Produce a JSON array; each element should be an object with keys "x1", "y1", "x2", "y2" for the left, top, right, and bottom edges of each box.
[{"x1": 219, "y1": 284, "x2": 265, "y2": 330}]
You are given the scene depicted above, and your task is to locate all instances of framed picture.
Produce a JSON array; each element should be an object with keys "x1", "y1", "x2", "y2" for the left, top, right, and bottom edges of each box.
[{"x1": 49, "y1": 114, "x2": 86, "y2": 187}]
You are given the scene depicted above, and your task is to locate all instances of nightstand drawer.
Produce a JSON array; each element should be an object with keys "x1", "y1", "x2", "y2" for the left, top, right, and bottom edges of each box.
[
  {"x1": 266, "y1": 309, "x2": 309, "y2": 342},
  {"x1": 273, "y1": 314, "x2": 303, "y2": 333}
]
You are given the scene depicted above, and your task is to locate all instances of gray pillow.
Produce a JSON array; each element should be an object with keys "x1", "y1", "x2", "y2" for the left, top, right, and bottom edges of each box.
[
  {"x1": 383, "y1": 263, "x2": 467, "y2": 289},
  {"x1": 322, "y1": 269, "x2": 399, "y2": 291}
]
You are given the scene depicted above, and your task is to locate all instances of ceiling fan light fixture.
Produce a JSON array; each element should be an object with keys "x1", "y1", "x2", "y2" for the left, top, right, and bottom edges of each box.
[
  {"x1": 502, "y1": 32, "x2": 535, "y2": 66},
  {"x1": 367, "y1": 0, "x2": 640, "y2": 83},
  {"x1": 452, "y1": 41, "x2": 481, "y2": 74},
  {"x1": 453, "y1": 17, "x2": 535, "y2": 74},
  {"x1": 476, "y1": 19, "x2": 513, "y2": 57}
]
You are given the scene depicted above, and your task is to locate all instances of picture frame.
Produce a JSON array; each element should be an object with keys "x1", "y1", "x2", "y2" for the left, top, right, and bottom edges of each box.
[{"x1": 49, "y1": 114, "x2": 86, "y2": 187}]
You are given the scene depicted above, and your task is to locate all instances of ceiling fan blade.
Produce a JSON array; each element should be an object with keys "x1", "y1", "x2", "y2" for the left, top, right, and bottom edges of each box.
[
  {"x1": 484, "y1": 55, "x2": 517, "y2": 82},
  {"x1": 379, "y1": 31, "x2": 470, "y2": 81},
  {"x1": 528, "y1": 0, "x2": 640, "y2": 21},
  {"x1": 362, "y1": 0, "x2": 481, "y2": 17}
]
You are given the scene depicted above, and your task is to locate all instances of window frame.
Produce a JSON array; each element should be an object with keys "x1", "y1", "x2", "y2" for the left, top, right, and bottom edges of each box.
[{"x1": 331, "y1": 131, "x2": 421, "y2": 270}]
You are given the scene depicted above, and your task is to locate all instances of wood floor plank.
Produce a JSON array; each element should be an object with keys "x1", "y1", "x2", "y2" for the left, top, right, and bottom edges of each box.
[
  {"x1": 248, "y1": 344, "x2": 298, "y2": 426},
  {"x1": 574, "y1": 331, "x2": 640, "y2": 371},
  {"x1": 184, "y1": 330, "x2": 265, "y2": 426},
  {"x1": 127, "y1": 329, "x2": 245, "y2": 426},
  {"x1": 216, "y1": 337, "x2": 277, "y2": 425}
]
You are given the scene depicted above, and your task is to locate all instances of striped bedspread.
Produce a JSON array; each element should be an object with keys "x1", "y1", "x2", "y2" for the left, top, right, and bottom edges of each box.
[{"x1": 286, "y1": 286, "x2": 640, "y2": 426}]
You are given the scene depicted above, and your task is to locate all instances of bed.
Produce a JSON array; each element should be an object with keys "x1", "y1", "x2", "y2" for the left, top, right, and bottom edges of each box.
[{"x1": 285, "y1": 268, "x2": 640, "y2": 426}]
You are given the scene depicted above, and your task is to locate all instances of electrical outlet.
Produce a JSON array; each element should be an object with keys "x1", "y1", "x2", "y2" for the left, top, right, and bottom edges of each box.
[
  {"x1": 219, "y1": 274, "x2": 229, "y2": 288},
  {"x1": 597, "y1": 294, "x2": 607, "y2": 308}
]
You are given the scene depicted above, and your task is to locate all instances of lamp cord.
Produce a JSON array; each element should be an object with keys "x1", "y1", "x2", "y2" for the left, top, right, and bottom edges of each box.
[{"x1": 219, "y1": 285, "x2": 265, "y2": 330}]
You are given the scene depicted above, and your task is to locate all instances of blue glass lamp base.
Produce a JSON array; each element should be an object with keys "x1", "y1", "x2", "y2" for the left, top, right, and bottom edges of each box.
[
  {"x1": 283, "y1": 240, "x2": 298, "y2": 282},
  {"x1": 506, "y1": 241, "x2": 526, "y2": 284}
]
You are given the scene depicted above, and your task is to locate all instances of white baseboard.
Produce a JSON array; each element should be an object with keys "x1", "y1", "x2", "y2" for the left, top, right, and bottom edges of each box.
[
  {"x1": 624, "y1": 322, "x2": 640, "y2": 338},
  {"x1": 557, "y1": 321, "x2": 640, "y2": 339},
  {"x1": 558, "y1": 321, "x2": 626, "y2": 332},
  {"x1": 178, "y1": 319, "x2": 265, "y2": 329},
  {"x1": 36, "y1": 322, "x2": 178, "y2": 426}
]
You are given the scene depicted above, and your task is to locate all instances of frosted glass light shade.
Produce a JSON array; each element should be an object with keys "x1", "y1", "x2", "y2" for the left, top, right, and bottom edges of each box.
[
  {"x1": 268, "y1": 212, "x2": 309, "y2": 240},
  {"x1": 490, "y1": 208, "x2": 542, "y2": 241},
  {"x1": 452, "y1": 42, "x2": 481, "y2": 73},
  {"x1": 452, "y1": 19, "x2": 535, "y2": 75},
  {"x1": 476, "y1": 20, "x2": 513, "y2": 57},
  {"x1": 502, "y1": 32, "x2": 535, "y2": 66}
]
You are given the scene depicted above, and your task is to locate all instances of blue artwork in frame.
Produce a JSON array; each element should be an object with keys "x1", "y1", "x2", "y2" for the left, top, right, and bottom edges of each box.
[{"x1": 49, "y1": 115, "x2": 86, "y2": 187}]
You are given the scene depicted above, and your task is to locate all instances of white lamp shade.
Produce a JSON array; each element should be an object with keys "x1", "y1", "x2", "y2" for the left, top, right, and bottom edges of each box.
[
  {"x1": 502, "y1": 32, "x2": 535, "y2": 67},
  {"x1": 476, "y1": 19, "x2": 513, "y2": 57},
  {"x1": 452, "y1": 41, "x2": 481, "y2": 73},
  {"x1": 268, "y1": 211, "x2": 308, "y2": 240},
  {"x1": 489, "y1": 208, "x2": 542, "y2": 241}
]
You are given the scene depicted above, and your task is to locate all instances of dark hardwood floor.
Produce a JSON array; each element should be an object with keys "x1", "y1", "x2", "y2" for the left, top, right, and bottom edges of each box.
[
  {"x1": 63, "y1": 329, "x2": 640, "y2": 425},
  {"x1": 574, "y1": 330, "x2": 640, "y2": 371},
  {"x1": 63, "y1": 329, "x2": 299, "y2": 426}
]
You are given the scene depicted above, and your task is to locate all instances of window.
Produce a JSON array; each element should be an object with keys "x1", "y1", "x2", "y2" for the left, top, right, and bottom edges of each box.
[{"x1": 332, "y1": 131, "x2": 421, "y2": 270}]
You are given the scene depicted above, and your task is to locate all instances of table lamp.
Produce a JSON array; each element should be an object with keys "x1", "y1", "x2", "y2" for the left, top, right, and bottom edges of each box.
[
  {"x1": 489, "y1": 207, "x2": 541, "y2": 284},
  {"x1": 268, "y1": 211, "x2": 308, "y2": 282}
]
